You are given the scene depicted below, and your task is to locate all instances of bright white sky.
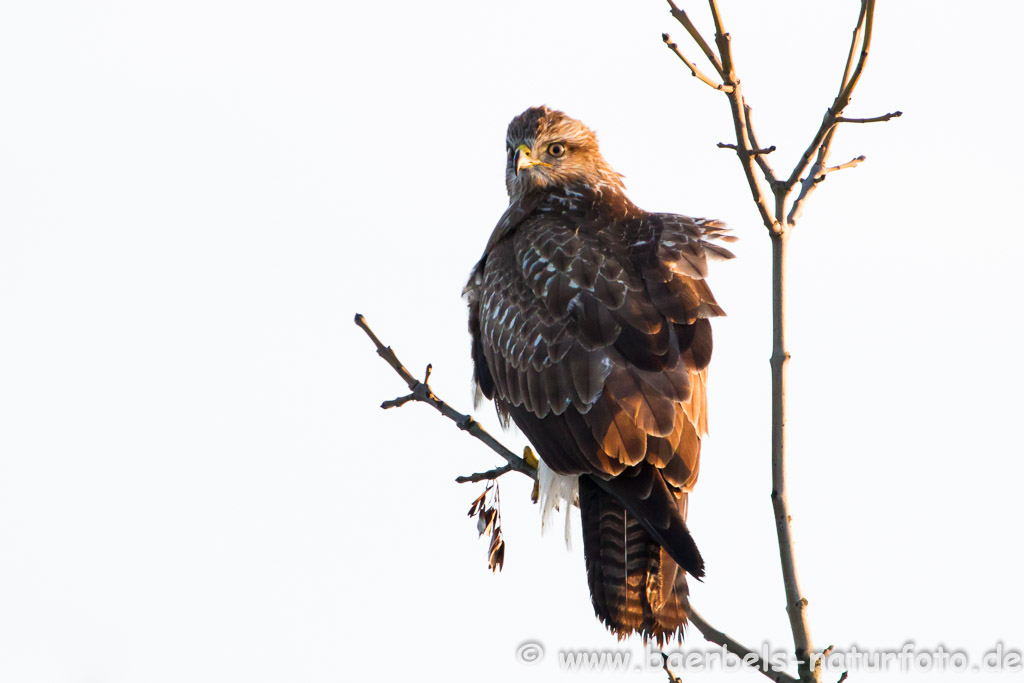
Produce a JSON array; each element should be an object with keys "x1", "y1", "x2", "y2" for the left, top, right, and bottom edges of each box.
[{"x1": 1, "y1": 1, "x2": 1022, "y2": 682}]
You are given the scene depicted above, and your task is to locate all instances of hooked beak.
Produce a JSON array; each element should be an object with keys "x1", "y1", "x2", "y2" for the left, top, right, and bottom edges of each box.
[{"x1": 514, "y1": 143, "x2": 549, "y2": 176}]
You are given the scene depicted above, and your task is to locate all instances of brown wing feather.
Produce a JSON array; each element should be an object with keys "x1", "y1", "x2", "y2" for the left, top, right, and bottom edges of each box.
[
  {"x1": 466, "y1": 189, "x2": 732, "y2": 640},
  {"x1": 468, "y1": 202, "x2": 730, "y2": 478}
]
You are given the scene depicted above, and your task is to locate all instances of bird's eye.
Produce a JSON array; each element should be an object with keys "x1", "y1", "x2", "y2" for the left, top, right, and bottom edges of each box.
[
  {"x1": 548, "y1": 142, "x2": 567, "y2": 158},
  {"x1": 506, "y1": 144, "x2": 513, "y2": 158}
]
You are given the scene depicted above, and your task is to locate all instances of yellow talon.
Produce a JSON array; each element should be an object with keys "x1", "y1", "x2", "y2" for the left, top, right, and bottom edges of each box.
[{"x1": 523, "y1": 446, "x2": 539, "y2": 469}]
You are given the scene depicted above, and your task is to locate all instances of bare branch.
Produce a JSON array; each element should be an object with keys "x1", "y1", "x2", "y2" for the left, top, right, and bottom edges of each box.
[
  {"x1": 768, "y1": 229, "x2": 816, "y2": 682},
  {"x1": 381, "y1": 393, "x2": 415, "y2": 409},
  {"x1": 663, "y1": 33, "x2": 733, "y2": 92},
  {"x1": 689, "y1": 609, "x2": 799, "y2": 683},
  {"x1": 667, "y1": 0, "x2": 894, "y2": 232},
  {"x1": 717, "y1": 141, "x2": 775, "y2": 155},
  {"x1": 744, "y1": 104, "x2": 779, "y2": 187},
  {"x1": 705, "y1": 14, "x2": 778, "y2": 231},
  {"x1": 836, "y1": 0, "x2": 875, "y2": 108},
  {"x1": 783, "y1": 0, "x2": 883, "y2": 205},
  {"x1": 783, "y1": 3, "x2": 900, "y2": 227},
  {"x1": 455, "y1": 464, "x2": 512, "y2": 484},
  {"x1": 836, "y1": 111, "x2": 902, "y2": 124},
  {"x1": 786, "y1": 122, "x2": 834, "y2": 225},
  {"x1": 838, "y1": 0, "x2": 869, "y2": 93},
  {"x1": 718, "y1": 105, "x2": 777, "y2": 230},
  {"x1": 354, "y1": 313, "x2": 537, "y2": 481},
  {"x1": 707, "y1": 0, "x2": 727, "y2": 48},
  {"x1": 665, "y1": 0, "x2": 723, "y2": 77},
  {"x1": 825, "y1": 155, "x2": 866, "y2": 174},
  {"x1": 789, "y1": 152, "x2": 868, "y2": 224}
]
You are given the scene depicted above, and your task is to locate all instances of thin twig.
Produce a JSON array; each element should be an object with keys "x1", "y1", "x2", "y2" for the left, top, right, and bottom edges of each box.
[
  {"x1": 707, "y1": 0, "x2": 726, "y2": 45},
  {"x1": 804, "y1": 155, "x2": 868, "y2": 189},
  {"x1": 785, "y1": 0, "x2": 869, "y2": 192},
  {"x1": 354, "y1": 313, "x2": 537, "y2": 481},
  {"x1": 665, "y1": 0, "x2": 724, "y2": 76},
  {"x1": 690, "y1": 609, "x2": 800, "y2": 683},
  {"x1": 838, "y1": 0, "x2": 868, "y2": 92},
  {"x1": 744, "y1": 104, "x2": 779, "y2": 187},
  {"x1": 704, "y1": 4, "x2": 778, "y2": 231},
  {"x1": 836, "y1": 111, "x2": 902, "y2": 124},
  {"x1": 663, "y1": 33, "x2": 733, "y2": 92},
  {"x1": 717, "y1": 142, "x2": 775, "y2": 155},
  {"x1": 787, "y1": 124, "x2": 834, "y2": 224},
  {"x1": 836, "y1": 0, "x2": 875, "y2": 108},
  {"x1": 824, "y1": 155, "x2": 866, "y2": 174},
  {"x1": 785, "y1": 0, "x2": 880, "y2": 226},
  {"x1": 380, "y1": 393, "x2": 416, "y2": 409},
  {"x1": 455, "y1": 464, "x2": 512, "y2": 484}
]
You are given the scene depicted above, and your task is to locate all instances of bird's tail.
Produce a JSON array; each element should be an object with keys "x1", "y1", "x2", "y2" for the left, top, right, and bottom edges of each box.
[{"x1": 578, "y1": 476, "x2": 690, "y2": 645}]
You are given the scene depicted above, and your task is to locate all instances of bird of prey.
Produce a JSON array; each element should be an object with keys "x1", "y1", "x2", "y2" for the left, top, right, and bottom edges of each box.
[{"x1": 464, "y1": 106, "x2": 734, "y2": 643}]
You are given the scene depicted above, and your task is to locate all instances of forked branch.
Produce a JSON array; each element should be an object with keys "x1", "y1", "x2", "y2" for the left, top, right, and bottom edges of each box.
[
  {"x1": 743, "y1": 104, "x2": 780, "y2": 186},
  {"x1": 354, "y1": 313, "x2": 791, "y2": 682},
  {"x1": 663, "y1": 33, "x2": 733, "y2": 92},
  {"x1": 354, "y1": 313, "x2": 536, "y2": 481},
  {"x1": 666, "y1": 0, "x2": 724, "y2": 76}
]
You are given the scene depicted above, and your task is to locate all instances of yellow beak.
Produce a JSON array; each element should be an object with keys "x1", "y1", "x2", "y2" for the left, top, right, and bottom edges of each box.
[{"x1": 514, "y1": 143, "x2": 549, "y2": 176}]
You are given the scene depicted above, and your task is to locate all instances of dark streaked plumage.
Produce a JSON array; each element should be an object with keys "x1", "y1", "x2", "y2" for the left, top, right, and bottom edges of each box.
[{"x1": 465, "y1": 106, "x2": 734, "y2": 643}]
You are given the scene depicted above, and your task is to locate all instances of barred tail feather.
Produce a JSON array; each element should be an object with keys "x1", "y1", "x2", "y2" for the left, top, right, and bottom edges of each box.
[{"x1": 579, "y1": 476, "x2": 690, "y2": 645}]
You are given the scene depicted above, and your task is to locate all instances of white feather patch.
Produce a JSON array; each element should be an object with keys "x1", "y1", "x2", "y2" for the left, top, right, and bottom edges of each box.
[{"x1": 537, "y1": 459, "x2": 579, "y2": 548}]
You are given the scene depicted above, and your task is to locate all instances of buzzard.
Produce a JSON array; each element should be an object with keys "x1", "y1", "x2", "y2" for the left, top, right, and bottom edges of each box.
[{"x1": 464, "y1": 106, "x2": 734, "y2": 643}]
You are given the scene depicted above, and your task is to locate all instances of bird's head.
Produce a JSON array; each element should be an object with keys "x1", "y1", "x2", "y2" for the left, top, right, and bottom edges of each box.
[{"x1": 504, "y1": 106, "x2": 624, "y2": 202}]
